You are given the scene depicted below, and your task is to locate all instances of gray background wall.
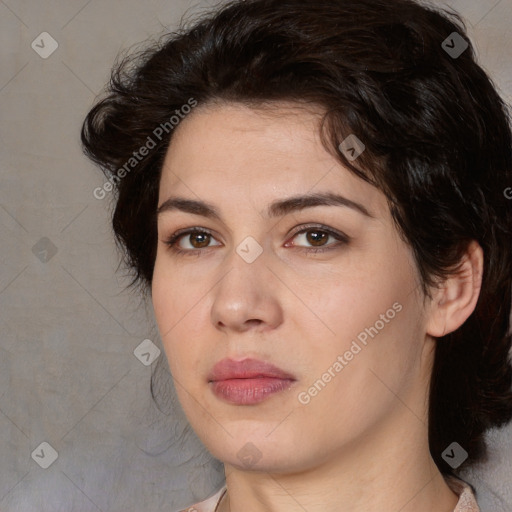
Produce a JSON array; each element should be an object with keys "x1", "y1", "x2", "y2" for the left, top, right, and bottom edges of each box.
[{"x1": 0, "y1": 1, "x2": 511, "y2": 511}]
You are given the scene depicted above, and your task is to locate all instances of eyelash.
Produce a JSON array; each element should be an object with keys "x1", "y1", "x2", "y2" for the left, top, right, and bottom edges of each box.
[{"x1": 163, "y1": 224, "x2": 350, "y2": 257}]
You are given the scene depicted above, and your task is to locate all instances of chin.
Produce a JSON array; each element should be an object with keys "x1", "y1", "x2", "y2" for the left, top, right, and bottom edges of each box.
[{"x1": 203, "y1": 431, "x2": 312, "y2": 473}]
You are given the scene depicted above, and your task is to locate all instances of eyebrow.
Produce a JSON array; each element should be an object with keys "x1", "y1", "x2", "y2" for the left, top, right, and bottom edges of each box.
[{"x1": 157, "y1": 192, "x2": 374, "y2": 220}]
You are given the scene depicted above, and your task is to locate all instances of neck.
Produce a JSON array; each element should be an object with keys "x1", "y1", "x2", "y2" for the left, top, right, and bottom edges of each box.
[{"x1": 217, "y1": 406, "x2": 459, "y2": 512}]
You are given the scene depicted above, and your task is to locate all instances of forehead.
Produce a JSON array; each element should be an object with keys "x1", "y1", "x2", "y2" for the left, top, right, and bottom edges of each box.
[
  {"x1": 158, "y1": 101, "x2": 386, "y2": 217},
  {"x1": 162, "y1": 101, "x2": 326, "y2": 176}
]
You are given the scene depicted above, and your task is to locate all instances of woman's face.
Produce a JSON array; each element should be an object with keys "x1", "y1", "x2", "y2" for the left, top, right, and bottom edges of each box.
[{"x1": 152, "y1": 102, "x2": 433, "y2": 472}]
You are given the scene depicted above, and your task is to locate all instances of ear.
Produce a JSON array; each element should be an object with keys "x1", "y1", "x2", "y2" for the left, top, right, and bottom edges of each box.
[{"x1": 426, "y1": 240, "x2": 484, "y2": 338}]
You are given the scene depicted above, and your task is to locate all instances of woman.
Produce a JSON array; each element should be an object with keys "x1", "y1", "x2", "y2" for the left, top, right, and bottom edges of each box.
[{"x1": 81, "y1": 0, "x2": 512, "y2": 510}]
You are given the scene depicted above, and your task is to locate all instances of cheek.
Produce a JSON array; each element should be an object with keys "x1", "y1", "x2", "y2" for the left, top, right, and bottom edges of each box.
[
  {"x1": 296, "y1": 295, "x2": 425, "y2": 445},
  {"x1": 152, "y1": 251, "x2": 193, "y2": 333},
  {"x1": 152, "y1": 260, "x2": 190, "y2": 373},
  {"x1": 151, "y1": 262, "x2": 172, "y2": 339},
  {"x1": 306, "y1": 244, "x2": 424, "y2": 398},
  {"x1": 151, "y1": 256, "x2": 214, "y2": 389},
  {"x1": 318, "y1": 243, "x2": 419, "y2": 347}
]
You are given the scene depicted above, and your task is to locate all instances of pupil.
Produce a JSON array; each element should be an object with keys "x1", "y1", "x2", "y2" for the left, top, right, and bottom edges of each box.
[
  {"x1": 307, "y1": 230, "x2": 327, "y2": 247},
  {"x1": 192, "y1": 233, "x2": 209, "y2": 248}
]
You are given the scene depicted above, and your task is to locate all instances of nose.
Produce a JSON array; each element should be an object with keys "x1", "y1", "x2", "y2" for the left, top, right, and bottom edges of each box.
[{"x1": 210, "y1": 247, "x2": 284, "y2": 334}]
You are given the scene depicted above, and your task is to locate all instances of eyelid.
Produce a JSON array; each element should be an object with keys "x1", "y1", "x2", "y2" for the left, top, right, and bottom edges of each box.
[
  {"x1": 163, "y1": 223, "x2": 350, "y2": 254},
  {"x1": 287, "y1": 223, "x2": 350, "y2": 245},
  {"x1": 165, "y1": 227, "x2": 220, "y2": 249}
]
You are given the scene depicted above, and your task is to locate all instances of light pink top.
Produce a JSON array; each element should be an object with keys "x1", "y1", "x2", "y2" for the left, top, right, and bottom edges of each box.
[{"x1": 176, "y1": 476, "x2": 479, "y2": 512}]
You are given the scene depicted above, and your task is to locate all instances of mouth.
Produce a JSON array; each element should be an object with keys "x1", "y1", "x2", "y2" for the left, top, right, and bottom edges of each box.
[
  {"x1": 209, "y1": 377, "x2": 297, "y2": 405},
  {"x1": 208, "y1": 357, "x2": 297, "y2": 405}
]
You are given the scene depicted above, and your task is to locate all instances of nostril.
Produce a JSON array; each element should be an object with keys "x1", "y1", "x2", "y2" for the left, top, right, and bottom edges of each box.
[{"x1": 246, "y1": 319, "x2": 262, "y2": 326}]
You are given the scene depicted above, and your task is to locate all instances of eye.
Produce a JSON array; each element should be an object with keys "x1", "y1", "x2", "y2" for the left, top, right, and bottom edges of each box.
[
  {"x1": 164, "y1": 228, "x2": 221, "y2": 255},
  {"x1": 163, "y1": 224, "x2": 350, "y2": 256},
  {"x1": 285, "y1": 224, "x2": 350, "y2": 253}
]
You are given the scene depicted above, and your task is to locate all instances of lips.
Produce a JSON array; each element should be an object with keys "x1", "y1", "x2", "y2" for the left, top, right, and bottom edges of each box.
[
  {"x1": 208, "y1": 357, "x2": 297, "y2": 405},
  {"x1": 208, "y1": 357, "x2": 296, "y2": 382}
]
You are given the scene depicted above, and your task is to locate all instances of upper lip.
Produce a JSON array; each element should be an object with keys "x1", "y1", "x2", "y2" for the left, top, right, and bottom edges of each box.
[{"x1": 208, "y1": 358, "x2": 296, "y2": 382}]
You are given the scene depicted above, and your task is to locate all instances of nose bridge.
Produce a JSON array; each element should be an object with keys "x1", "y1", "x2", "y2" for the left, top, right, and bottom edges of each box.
[
  {"x1": 221, "y1": 198, "x2": 270, "y2": 270},
  {"x1": 210, "y1": 235, "x2": 282, "y2": 330},
  {"x1": 219, "y1": 233, "x2": 269, "y2": 293}
]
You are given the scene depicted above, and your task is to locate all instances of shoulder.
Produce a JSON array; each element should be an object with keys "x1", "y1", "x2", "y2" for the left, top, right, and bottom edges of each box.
[
  {"x1": 445, "y1": 476, "x2": 480, "y2": 512},
  {"x1": 174, "y1": 485, "x2": 227, "y2": 512},
  {"x1": 175, "y1": 479, "x2": 478, "y2": 512}
]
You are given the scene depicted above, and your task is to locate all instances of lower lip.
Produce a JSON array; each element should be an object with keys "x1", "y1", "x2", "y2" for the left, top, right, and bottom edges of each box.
[{"x1": 210, "y1": 377, "x2": 296, "y2": 405}]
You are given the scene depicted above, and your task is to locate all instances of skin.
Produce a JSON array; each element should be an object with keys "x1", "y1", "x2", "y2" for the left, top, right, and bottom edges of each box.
[{"x1": 151, "y1": 101, "x2": 483, "y2": 512}]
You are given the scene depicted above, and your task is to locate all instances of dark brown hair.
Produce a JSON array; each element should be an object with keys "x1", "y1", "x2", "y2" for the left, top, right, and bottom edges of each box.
[{"x1": 81, "y1": 0, "x2": 512, "y2": 476}]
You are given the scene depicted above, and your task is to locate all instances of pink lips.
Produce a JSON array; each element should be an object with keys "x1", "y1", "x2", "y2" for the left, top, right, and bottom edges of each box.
[{"x1": 208, "y1": 358, "x2": 297, "y2": 405}]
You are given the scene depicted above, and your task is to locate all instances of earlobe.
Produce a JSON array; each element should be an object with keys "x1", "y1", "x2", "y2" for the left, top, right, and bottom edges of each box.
[{"x1": 426, "y1": 240, "x2": 484, "y2": 338}]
